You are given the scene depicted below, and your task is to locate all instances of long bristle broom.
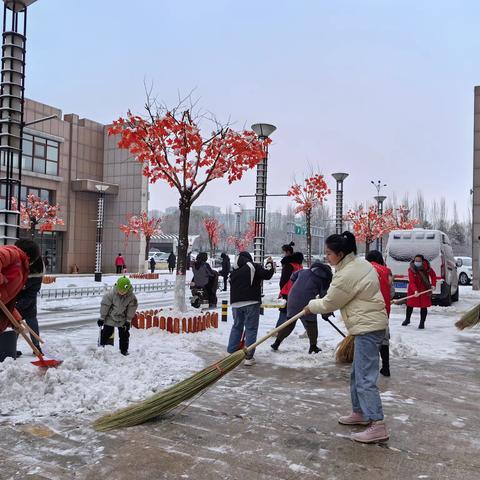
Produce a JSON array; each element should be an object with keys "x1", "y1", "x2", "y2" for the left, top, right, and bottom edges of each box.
[
  {"x1": 336, "y1": 335, "x2": 354, "y2": 363},
  {"x1": 93, "y1": 310, "x2": 306, "y2": 431},
  {"x1": 455, "y1": 303, "x2": 480, "y2": 330}
]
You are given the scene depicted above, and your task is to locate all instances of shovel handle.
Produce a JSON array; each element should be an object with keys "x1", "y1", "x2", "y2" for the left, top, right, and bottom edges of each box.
[
  {"x1": 20, "y1": 320, "x2": 45, "y2": 344},
  {"x1": 0, "y1": 300, "x2": 44, "y2": 359},
  {"x1": 392, "y1": 289, "x2": 433, "y2": 305}
]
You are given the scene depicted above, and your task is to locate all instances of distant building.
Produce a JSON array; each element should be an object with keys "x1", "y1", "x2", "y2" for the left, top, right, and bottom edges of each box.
[
  {"x1": 164, "y1": 205, "x2": 222, "y2": 217},
  {"x1": 0, "y1": 99, "x2": 148, "y2": 273}
]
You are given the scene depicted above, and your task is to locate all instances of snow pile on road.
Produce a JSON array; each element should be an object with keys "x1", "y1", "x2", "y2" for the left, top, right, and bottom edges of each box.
[{"x1": 0, "y1": 329, "x2": 202, "y2": 422}]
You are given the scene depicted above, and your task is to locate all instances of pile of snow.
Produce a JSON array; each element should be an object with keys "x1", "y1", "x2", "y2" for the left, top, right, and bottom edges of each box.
[{"x1": 0, "y1": 329, "x2": 201, "y2": 422}]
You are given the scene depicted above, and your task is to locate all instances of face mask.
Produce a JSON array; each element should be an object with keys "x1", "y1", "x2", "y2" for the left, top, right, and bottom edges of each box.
[{"x1": 414, "y1": 261, "x2": 422, "y2": 268}]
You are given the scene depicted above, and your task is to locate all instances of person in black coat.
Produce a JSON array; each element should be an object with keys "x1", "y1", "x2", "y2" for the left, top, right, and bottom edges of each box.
[
  {"x1": 227, "y1": 252, "x2": 274, "y2": 366},
  {"x1": 192, "y1": 252, "x2": 218, "y2": 308},
  {"x1": 149, "y1": 257, "x2": 156, "y2": 273},
  {"x1": 271, "y1": 260, "x2": 333, "y2": 354},
  {"x1": 167, "y1": 252, "x2": 176, "y2": 274},
  {"x1": 14, "y1": 239, "x2": 44, "y2": 355},
  {"x1": 220, "y1": 253, "x2": 231, "y2": 291}
]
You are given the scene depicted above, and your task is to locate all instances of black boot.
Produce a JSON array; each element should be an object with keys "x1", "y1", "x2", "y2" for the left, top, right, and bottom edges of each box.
[
  {"x1": 308, "y1": 345, "x2": 321, "y2": 354},
  {"x1": 379, "y1": 345, "x2": 390, "y2": 377},
  {"x1": 271, "y1": 340, "x2": 281, "y2": 351},
  {"x1": 403, "y1": 306, "x2": 413, "y2": 326},
  {"x1": 419, "y1": 308, "x2": 427, "y2": 329}
]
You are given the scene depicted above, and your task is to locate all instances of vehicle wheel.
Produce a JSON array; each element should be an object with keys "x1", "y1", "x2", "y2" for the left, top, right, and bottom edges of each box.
[
  {"x1": 459, "y1": 272, "x2": 470, "y2": 286},
  {"x1": 440, "y1": 285, "x2": 452, "y2": 307},
  {"x1": 452, "y1": 285, "x2": 459, "y2": 302}
]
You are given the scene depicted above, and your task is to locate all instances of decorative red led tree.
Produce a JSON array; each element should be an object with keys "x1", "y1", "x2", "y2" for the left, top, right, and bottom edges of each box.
[
  {"x1": 345, "y1": 205, "x2": 389, "y2": 254},
  {"x1": 227, "y1": 220, "x2": 256, "y2": 252},
  {"x1": 203, "y1": 217, "x2": 222, "y2": 257},
  {"x1": 109, "y1": 107, "x2": 266, "y2": 311},
  {"x1": 385, "y1": 205, "x2": 418, "y2": 230},
  {"x1": 346, "y1": 204, "x2": 417, "y2": 253},
  {"x1": 120, "y1": 212, "x2": 162, "y2": 262},
  {"x1": 12, "y1": 194, "x2": 64, "y2": 237},
  {"x1": 287, "y1": 174, "x2": 330, "y2": 266}
]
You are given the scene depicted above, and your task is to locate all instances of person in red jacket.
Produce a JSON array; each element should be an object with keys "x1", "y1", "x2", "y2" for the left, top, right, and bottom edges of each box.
[
  {"x1": 275, "y1": 242, "x2": 304, "y2": 328},
  {"x1": 366, "y1": 250, "x2": 394, "y2": 377},
  {"x1": 0, "y1": 245, "x2": 30, "y2": 333},
  {"x1": 115, "y1": 253, "x2": 126, "y2": 274},
  {"x1": 402, "y1": 254, "x2": 437, "y2": 329}
]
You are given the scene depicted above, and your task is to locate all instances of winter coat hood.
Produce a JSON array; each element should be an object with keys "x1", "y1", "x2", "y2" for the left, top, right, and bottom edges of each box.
[
  {"x1": 235, "y1": 251, "x2": 253, "y2": 269},
  {"x1": 281, "y1": 252, "x2": 304, "y2": 266},
  {"x1": 310, "y1": 260, "x2": 333, "y2": 281}
]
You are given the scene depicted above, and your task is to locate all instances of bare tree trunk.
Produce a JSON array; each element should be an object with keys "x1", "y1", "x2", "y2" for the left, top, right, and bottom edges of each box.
[
  {"x1": 174, "y1": 192, "x2": 192, "y2": 312},
  {"x1": 365, "y1": 241, "x2": 371, "y2": 254},
  {"x1": 145, "y1": 235, "x2": 150, "y2": 261},
  {"x1": 305, "y1": 210, "x2": 312, "y2": 267}
]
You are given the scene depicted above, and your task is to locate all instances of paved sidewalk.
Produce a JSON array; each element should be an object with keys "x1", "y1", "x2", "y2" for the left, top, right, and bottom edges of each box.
[{"x1": 1, "y1": 336, "x2": 479, "y2": 480}]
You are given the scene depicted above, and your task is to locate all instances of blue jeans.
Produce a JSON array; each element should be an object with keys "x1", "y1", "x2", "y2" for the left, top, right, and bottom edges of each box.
[
  {"x1": 351, "y1": 330, "x2": 385, "y2": 421},
  {"x1": 227, "y1": 303, "x2": 261, "y2": 359}
]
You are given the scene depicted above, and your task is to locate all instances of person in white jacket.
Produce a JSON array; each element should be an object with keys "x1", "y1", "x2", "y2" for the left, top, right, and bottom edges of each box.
[{"x1": 304, "y1": 232, "x2": 389, "y2": 444}]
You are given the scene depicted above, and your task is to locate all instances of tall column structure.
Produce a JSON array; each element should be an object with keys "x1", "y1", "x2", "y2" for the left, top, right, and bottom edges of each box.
[
  {"x1": 0, "y1": 0, "x2": 37, "y2": 244},
  {"x1": 332, "y1": 173, "x2": 349, "y2": 235},
  {"x1": 472, "y1": 86, "x2": 480, "y2": 290},
  {"x1": 251, "y1": 123, "x2": 276, "y2": 264}
]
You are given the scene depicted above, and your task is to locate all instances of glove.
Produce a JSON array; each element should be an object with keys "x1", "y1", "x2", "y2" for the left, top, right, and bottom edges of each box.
[
  {"x1": 97, "y1": 319, "x2": 104, "y2": 327},
  {"x1": 124, "y1": 323, "x2": 130, "y2": 331}
]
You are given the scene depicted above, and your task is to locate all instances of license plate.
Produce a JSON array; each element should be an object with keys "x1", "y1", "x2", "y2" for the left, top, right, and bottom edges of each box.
[{"x1": 394, "y1": 281, "x2": 407, "y2": 289}]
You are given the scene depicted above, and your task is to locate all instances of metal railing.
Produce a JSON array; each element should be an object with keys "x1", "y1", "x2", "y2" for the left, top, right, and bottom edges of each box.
[{"x1": 40, "y1": 280, "x2": 176, "y2": 300}]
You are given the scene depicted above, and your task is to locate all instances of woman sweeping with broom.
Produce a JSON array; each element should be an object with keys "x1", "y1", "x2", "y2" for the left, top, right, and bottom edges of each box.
[{"x1": 304, "y1": 232, "x2": 389, "y2": 444}]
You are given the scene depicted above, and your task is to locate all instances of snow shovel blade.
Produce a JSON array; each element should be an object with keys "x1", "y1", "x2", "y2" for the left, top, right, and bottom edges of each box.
[{"x1": 31, "y1": 357, "x2": 63, "y2": 368}]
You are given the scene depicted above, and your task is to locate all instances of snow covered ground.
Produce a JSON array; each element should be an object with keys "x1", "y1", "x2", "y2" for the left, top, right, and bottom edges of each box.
[{"x1": 2, "y1": 286, "x2": 479, "y2": 423}]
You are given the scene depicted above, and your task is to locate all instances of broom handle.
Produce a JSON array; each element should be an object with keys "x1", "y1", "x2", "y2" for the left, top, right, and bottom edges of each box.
[
  {"x1": 392, "y1": 289, "x2": 432, "y2": 305},
  {"x1": 0, "y1": 300, "x2": 44, "y2": 359},
  {"x1": 245, "y1": 310, "x2": 306, "y2": 353},
  {"x1": 324, "y1": 318, "x2": 346, "y2": 338}
]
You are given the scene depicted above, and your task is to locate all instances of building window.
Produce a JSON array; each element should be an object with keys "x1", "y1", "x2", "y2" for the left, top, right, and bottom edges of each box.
[
  {"x1": 19, "y1": 186, "x2": 54, "y2": 204},
  {"x1": 22, "y1": 133, "x2": 59, "y2": 176},
  {"x1": 0, "y1": 185, "x2": 54, "y2": 210}
]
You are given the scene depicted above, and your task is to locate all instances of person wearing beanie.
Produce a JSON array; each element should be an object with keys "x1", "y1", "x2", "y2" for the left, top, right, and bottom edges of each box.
[{"x1": 97, "y1": 276, "x2": 138, "y2": 355}]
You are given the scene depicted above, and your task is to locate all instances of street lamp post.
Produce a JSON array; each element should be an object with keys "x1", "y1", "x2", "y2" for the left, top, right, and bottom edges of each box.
[
  {"x1": 94, "y1": 184, "x2": 109, "y2": 282},
  {"x1": 332, "y1": 173, "x2": 349, "y2": 234},
  {"x1": 374, "y1": 195, "x2": 387, "y2": 251},
  {"x1": 251, "y1": 123, "x2": 276, "y2": 264},
  {"x1": 0, "y1": 0, "x2": 37, "y2": 245},
  {"x1": 371, "y1": 180, "x2": 387, "y2": 252}
]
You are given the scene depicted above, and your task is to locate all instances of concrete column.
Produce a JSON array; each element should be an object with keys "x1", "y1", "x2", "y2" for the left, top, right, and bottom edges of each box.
[{"x1": 472, "y1": 86, "x2": 480, "y2": 290}]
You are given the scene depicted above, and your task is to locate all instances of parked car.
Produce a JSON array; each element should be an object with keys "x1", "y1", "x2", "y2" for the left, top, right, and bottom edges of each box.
[
  {"x1": 385, "y1": 229, "x2": 459, "y2": 306},
  {"x1": 148, "y1": 251, "x2": 170, "y2": 262},
  {"x1": 455, "y1": 256, "x2": 473, "y2": 286}
]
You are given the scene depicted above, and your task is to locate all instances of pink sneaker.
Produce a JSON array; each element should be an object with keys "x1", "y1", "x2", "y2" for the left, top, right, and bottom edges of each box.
[
  {"x1": 351, "y1": 421, "x2": 389, "y2": 444},
  {"x1": 338, "y1": 411, "x2": 370, "y2": 426}
]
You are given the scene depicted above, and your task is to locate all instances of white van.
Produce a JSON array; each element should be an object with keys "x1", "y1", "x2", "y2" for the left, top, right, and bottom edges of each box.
[{"x1": 385, "y1": 229, "x2": 459, "y2": 306}]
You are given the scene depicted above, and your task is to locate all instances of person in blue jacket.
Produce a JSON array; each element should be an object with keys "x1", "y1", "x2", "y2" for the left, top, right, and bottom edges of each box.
[{"x1": 271, "y1": 259, "x2": 332, "y2": 354}]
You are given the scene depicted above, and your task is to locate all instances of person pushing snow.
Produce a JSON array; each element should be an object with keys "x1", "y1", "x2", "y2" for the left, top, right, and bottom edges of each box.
[{"x1": 97, "y1": 276, "x2": 138, "y2": 356}]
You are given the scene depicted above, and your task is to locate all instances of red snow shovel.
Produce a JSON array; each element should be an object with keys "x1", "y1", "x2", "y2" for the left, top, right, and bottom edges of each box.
[{"x1": 0, "y1": 301, "x2": 63, "y2": 368}]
